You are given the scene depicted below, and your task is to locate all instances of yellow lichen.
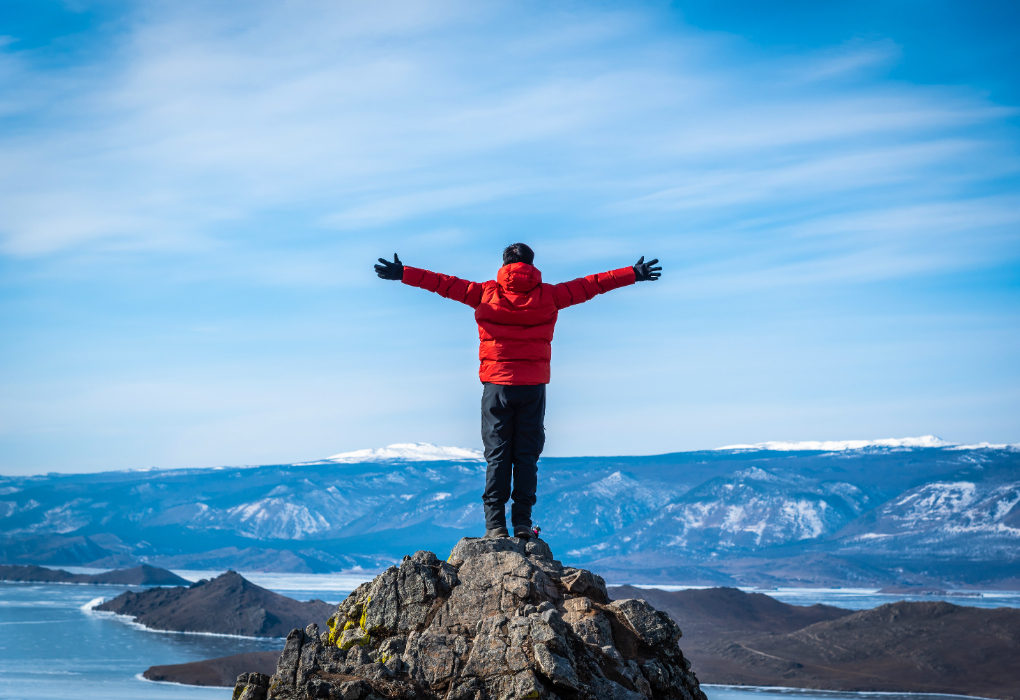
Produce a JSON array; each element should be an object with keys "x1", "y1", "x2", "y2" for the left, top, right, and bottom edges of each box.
[
  {"x1": 338, "y1": 628, "x2": 372, "y2": 650},
  {"x1": 331, "y1": 594, "x2": 379, "y2": 649},
  {"x1": 359, "y1": 595, "x2": 372, "y2": 631}
]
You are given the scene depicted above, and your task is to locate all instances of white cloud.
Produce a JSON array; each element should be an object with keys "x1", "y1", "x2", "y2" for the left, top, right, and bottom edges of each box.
[{"x1": 0, "y1": 0, "x2": 1015, "y2": 289}]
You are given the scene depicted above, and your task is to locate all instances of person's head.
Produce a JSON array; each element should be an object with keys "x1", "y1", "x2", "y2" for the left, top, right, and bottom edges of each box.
[{"x1": 502, "y1": 242, "x2": 535, "y2": 266}]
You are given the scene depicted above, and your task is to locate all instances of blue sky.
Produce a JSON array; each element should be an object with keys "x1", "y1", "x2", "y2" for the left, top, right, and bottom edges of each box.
[{"x1": 1, "y1": 1, "x2": 1018, "y2": 475}]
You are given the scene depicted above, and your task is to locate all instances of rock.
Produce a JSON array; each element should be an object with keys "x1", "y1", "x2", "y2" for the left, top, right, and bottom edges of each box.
[
  {"x1": 233, "y1": 536, "x2": 707, "y2": 700},
  {"x1": 347, "y1": 645, "x2": 372, "y2": 666},
  {"x1": 339, "y1": 625, "x2": 370, "y2": 650},
  {"x1": 607, "y1": 599, "x2": 682, "y2": 646},
  {"x1": 642, "y1": 658, "x2": 670, "y2": 692},
  {"x1": 561, "y1": 568, "x2": 609, "y2": 604},
  {"x1": 407, "y1": 631, "x2": 468, "y2": 684},
  {"x1": 332, "y1": 680, "x2": 371, "y2": 699},
  {"x1": 590, "y1": 674, "x2": 646, "y2": 700},
  {"x1": 232, "y1": 671, "x2": 270, "y2": 700},
  {"x1": 562, "y1": 596, "x2": 615, "y2": 648},
  {"x1": 275, "y1": 628, "x2": 304, "y2": 688},
  {"x1": 534, "y1": 642, "x2": 578, "y2": 690}
]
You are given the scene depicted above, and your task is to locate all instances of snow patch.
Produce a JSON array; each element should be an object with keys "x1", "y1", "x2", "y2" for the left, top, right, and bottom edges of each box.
[
  {"x1": 327, "y1": 443, "x2": 484, "y2": 463},
  {"x1": 717, "y1": 435, "x2": 949, "y2": 452},
  {"x1": 947, "y1": 442, "x2": 1020, "y2": 451},
  {"x1": 226, "y1": 499, "x2": 331, "y2": 539},
  {"x1": 733, "y1": 466, "x2": 781, "y2": 482}
]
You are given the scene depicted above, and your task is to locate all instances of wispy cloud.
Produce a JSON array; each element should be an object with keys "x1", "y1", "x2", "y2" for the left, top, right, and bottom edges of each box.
[
  {"x1": 2, "y1": 1, "x2": 1019, "y2": 472},
  {"x1": 0, "y1": 0, "x2": 1016, "y2": 284}
]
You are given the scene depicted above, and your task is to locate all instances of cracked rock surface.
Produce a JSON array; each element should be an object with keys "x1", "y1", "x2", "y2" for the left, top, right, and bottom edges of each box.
[{"x1": 232, "y1": 538, "x2": 707, "y2": 700}]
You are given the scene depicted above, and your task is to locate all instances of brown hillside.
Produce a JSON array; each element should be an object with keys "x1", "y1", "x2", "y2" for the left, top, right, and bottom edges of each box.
[
  {"x1": 696, "y1": 599, "x2": 1020, "y2": 700},
  {"x1": 145, "y1": 651, "x2": 280, "y2": 687},
  {"x1": 97, "y1": 570, "x2": 334, "y2": 637}
]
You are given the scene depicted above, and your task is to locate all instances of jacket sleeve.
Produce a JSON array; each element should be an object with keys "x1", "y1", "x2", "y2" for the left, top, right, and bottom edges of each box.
[
  {"x1": 551, "y1": 266, "x2": 636, "y2": 310},
  {"x1": 401, "y1": 266, "x2": 485, "y2": 308}
]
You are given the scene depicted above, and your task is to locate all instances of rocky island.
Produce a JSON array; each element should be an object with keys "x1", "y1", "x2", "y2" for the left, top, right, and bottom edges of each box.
[
  {"x1": 97, "y1": 569, "x2": 335, "y2": 637},
  {"x1": 233, "y1": 536, "x2": 706, "y2": 700},
  {"x1": 0, "y1": 563, "x2": 189, "y2": 586}
]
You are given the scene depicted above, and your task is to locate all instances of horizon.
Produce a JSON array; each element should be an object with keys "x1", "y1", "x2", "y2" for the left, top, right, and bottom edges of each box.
[
  {"x1": 4, "y1": 434, "x2": 1018, "y2": 477},
  {"x1": 2, "y1": 1, "x2": 1018, "y2": 474}
]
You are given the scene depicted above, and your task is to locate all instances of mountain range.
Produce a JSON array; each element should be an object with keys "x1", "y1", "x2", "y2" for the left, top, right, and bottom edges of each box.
[{"x1": 1, "y1": 438, "x2": 1017, "y2": 586}]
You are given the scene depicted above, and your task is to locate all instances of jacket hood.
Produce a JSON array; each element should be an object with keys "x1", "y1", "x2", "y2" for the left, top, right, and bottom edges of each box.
[{"x1": 497, "y1": 263, "x2": 542, "y2": 293}]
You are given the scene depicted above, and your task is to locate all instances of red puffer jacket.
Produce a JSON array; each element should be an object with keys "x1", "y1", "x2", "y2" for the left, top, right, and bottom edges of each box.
[{"x1": 402, "y1": 262, "x2": 635, "y2": 384}]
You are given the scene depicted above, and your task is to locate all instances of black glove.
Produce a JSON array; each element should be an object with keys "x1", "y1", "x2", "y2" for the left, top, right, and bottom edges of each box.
[
  {"x1": 375, "y1": 254, "x2": 404, "y2": 281},
  {"x1": 633, "y1": 256, "x2": 661, "y2": 282}
]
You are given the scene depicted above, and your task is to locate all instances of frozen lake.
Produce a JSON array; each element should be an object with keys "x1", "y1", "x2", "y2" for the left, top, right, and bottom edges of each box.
[{"x1": 1, "y1": 569, "x2": 1012, "y2": 700}]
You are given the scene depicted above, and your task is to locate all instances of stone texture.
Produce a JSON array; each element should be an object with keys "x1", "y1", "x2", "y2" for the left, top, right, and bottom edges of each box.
[
  {"x1": 607, "y1": 599, "x2": 683, "y2": 647},
  {"x1": 234, "y1": 536, "x2": 707, "y2": 700},
  {"x1": 232, "y1": 671, "x2": 270, "y2": 700}
]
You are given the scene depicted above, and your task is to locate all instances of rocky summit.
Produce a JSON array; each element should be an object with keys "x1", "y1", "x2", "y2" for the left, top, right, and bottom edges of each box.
[{"x1": 233, "y1": 537, "x2": 706, "y2": 700}]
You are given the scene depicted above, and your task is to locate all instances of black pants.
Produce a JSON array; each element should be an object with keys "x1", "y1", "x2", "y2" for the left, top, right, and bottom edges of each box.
[{"x1": 481, "y1": 382, "x2": 546, "y2": 530}]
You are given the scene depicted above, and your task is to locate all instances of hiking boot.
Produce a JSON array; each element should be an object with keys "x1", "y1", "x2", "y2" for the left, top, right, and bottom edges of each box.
[
  {"x1": 513, "y1": 526, "x2": 532, "y2": 540},
  {"x1": 484, "y1": 527, "x2": 509, "y2": 539}
]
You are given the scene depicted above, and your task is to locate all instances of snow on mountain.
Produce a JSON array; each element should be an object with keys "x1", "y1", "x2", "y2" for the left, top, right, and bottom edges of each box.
[
  {"x1": 326, "y1": 442, "x2": 484, "y2": 463},
  {"x1": 947, "y1": 442, "x2": 1020, "y2": 451},
  {"x1": 541, "y1": 471, "x2": 679, "y2": 541},
  {"x1": 2, "y1": 441, "x2": 1017, "y2": 581},
  {"x1": 717, "y1": 435, "x2": 950, "y2": 452},
  {"x1": 839, "y1": 478, "x2": 1020, "y2": 547},
  {"x1": 225, "y1": 499, "x2": 333, "y2": 539},
  {"x1": 570, "y1": 467, "x2": 871, "y2": 559}
]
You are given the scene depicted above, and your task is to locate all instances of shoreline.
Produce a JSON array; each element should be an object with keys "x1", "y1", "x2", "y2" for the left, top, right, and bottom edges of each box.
[
  {"x1": 85, "y1": 607, "x2": 286, "y2": 641},
  {"x1": 703, "y1": 685, "x2": 999, "y2": 700}
]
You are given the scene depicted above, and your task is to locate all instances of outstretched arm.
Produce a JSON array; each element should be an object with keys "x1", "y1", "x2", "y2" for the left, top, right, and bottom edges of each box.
[
  {"x1": 551, "y1": 256, "x2": 660, "y2": 309},
  {"x1": 374, "y1": 253, "x2": 484, "y2": 308}
]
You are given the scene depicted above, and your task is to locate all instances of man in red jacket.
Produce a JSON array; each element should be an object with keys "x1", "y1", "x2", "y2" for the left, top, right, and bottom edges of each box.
[{"x1": 375, "y1": 243, "x2": 660, "y2": 540}]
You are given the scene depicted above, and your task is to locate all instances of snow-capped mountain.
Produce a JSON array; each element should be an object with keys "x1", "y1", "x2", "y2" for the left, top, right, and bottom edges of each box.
[
  {"x1": 541, "y1": 470, "x2": 681, "y2": 542},
  {"x1": 716, "y1": 435, "x2": 950, "y2": 451},
  {"x1": 833, "y1": 455, "x2": 1020, "y2": 562},
  {"x1": 571, "y1": 467, "x2": 872, "y2": 560},
  {"x1": 324, "y1": 443, "x2": 484, "y2": 463},
  {"x1": 1, "y1": 439, "x2": 1017, "y2": 585}
]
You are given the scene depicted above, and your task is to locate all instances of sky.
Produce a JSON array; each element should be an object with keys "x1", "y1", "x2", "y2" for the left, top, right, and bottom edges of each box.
[{"x1": 1, "y1": 0, "x2": 1018, "y2": 475}]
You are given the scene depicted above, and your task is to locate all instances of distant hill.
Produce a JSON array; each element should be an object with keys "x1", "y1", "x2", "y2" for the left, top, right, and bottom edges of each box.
[
  {"x1": 615, "y1": 586, "x2": 1020, "y2": 700},
  {"x1": 96, "y1": 570, "x2": 334, "y2": 637},
  {"x1": 0, "y1": 563, "x2": 189, "y2": 586},
  {"x1": 144, "y1": 650, "x2": 280, "y2": 687},
  {"x1": 611, "y1": 585, "x2": 853, "y2": 640},
  {"x1": 142, "y1": 581, "x2": 1020, "y2": 698},
  {"x1": 2, "y1": 440, "x2": 1017, "y2": 585}
]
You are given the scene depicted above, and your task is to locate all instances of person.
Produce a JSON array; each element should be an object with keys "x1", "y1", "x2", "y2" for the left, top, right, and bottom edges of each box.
[{"x1": 374, "y1": 243, "x2": 661, "y2": 540}]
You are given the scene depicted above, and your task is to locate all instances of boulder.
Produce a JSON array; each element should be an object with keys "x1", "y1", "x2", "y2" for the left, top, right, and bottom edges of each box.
[{"x1": 234, "y1": 536, "x2": 707, "y2": 700}]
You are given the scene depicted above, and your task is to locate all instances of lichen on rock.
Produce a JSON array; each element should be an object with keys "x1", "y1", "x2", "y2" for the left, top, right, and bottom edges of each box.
[{"x1": 236, "y1": 537, "x2": 707, "y2": 700}]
